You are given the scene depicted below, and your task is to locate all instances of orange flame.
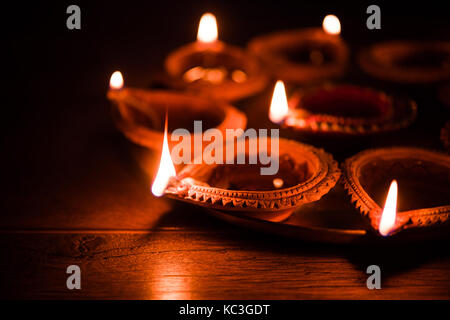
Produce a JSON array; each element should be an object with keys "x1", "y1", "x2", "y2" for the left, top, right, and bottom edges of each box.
[
  {"x1": 379, "y1": 180, "x2": 398, "y2": 236},
  {"x1": 269, "y1": 80, "x2": 289, "y2": 124},
  {"x1": 109, "y1": 71, "x2": 124, "y2": 90},
  {"x1": 151, "y1": 113, "x2": 176, "y2": 197},
  {"x1": 322, "y1": 14, "x2": 341, "y2": 35},
  {"x1": 197, "y1": 13, "x2": 218, "y2": 43}
]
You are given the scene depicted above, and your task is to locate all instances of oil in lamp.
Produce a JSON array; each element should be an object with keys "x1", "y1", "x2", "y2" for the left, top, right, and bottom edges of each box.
[
  {"x1": 248, "y1": 14, "x2": 349, "y2": 84},
  {"x1": 269, "y1": 81, "x2": 417, "y2": 136},
  {"x1": 107, "y1": 71, "x2": 247, "y2": 152},
  {"x1": 343, "y1": 147, "x2": 450, "y2": 239},
  {"x1": 358, "y1": 41, "x2": 450, "y2": 84},
  {"x1": 164, "y1": 13, "x2": 269, "y2": 101}
]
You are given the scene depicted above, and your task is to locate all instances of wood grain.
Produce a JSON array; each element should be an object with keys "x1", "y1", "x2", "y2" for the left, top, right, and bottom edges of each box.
[{"x1": 1, "y1": 230, "x2": 448, "y2": 299}]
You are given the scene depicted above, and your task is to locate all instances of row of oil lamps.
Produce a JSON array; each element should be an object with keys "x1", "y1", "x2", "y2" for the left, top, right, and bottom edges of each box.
[{"x1": 107, "y1": 13, "x2": 450, "y2": 243}]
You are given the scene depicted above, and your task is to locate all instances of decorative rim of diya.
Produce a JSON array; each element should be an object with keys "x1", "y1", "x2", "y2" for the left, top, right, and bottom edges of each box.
[
  {"x1": 164, "y1": 41, "x2": 269, "y2": 101},
  {"x1": 283, "y1": 84, "x2": 417, "y2": 135},
  {"x1": 441, "y1": 121, "x2": 450, "y2": 151},
  {"x1": 342, "y1": 147, "x2": 450, "y2": 234},
  {"x1": 248, "y1": 28, "x2": 349, "y2": 84},
  {"x1": 164, "y1": 138, "x2": 341, "y2": 221},
  {"x1": 358, "y1": 41, "x2": 450, "y2": 84},
  {"x1": 107, "y1": 88, "x2": 247, "y2": 150}
]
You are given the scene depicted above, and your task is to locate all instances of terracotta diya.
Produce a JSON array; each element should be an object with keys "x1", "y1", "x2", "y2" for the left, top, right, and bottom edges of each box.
[
  {"x1": 248, "y1": 15, "x2": 349, "y2": 84},
  {"x1": 271, "y1": 83, "x2": 417, "y2": 136},
  {"x1": 107, "y1": 71, "x2": 247, "y2": 152},
  {"x1": 358, "y1": 41, "x2": 450, "y2": 84},
  {"x1": 164, "y1": 13, "x2": 268, "y2": 101},
  {"x1": 343, "y1": 147, "x2": 450, "y2": 237},
  {"x1": 162, "y1": 138, "x2": 341, "y2": 222}
]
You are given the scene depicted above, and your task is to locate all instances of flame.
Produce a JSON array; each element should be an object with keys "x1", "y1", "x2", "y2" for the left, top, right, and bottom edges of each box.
[
  {"x1": 151, "y1": 114, "x2": 176, "y2": 197},
  {"x1": 379, "y1": 180, "x2": 398, "y2": 236},
  {"x1": 322, "y1": 14, "x2": 341, "y2": 35},
  {"x1": 197, "y1": 13, "x2": 218, "y2": 43},
  {"x1": 269, "y1": 80, "x2": 289, "y2": 123},
  {"x1": 109, "y1": 71, "x2": 124, "y2": 90}
]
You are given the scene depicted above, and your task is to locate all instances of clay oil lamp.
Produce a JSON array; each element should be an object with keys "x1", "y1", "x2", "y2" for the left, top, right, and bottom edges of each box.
[
  {"x1": 107, "y1": 71, "x2": 247, "y2": 152},
  {"x1": 269, "y1": 81, "x2": 417, "y2": 137},
  {"x1": 151, "y1": 124, "x2": 341, "y2": 222},
  {"x1": 358, "y1": 41, "x2": 450, "y2": 84},
  {"x1": 342, "y1": 147, "x2": 450, "y2": 240},
  {"x1": 248, "y1": 15, "x2": 349, "y2": 84},
  {"x1": 164, "y1": 13, "x2": 268, "y2": 101}
]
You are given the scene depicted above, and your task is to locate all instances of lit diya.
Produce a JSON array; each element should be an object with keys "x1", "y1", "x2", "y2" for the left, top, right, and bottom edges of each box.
[
  {"x1": 343, "y1": 147, "x2": 450, "y2": 238},
  {"x1": 107, "y1": 71, "x2": 247, "y2": 152},
  {"x1": 358, "y1": 41, "x2": 450, "y2": 84},
  {"x1": 248, "y1": 15, "x2": 349, "y2": 84},
  {"x1": 164, "y1": 13, "x2": 268, "y2": 101},
  {"x1": 269, "y1": 82, "x2": 417, "y2": 136},
  {"x1": 152, "y1": 129, "x2": 340, "y2": 222}
]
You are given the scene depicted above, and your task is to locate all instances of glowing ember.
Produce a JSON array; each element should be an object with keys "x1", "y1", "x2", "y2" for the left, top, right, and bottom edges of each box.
[
  {"x1": 109, "y1": 71, "x2": 124, "y2": 90},
  {"x1": 379, "y1": 180, "x2": 398, "y2": 236},
  {"x1": 197, "y1": 13, "x2": 218, "y2": 43},
  {"x1": 151, "y1": 114, "x2": 176, "y2": 197},
  {"x1": 269, "y1": 80, "x2": 289, "y2": 124},
  {"x1": 231, "y1": 70, "x2": 247, "y2": 83},
  {"x1": 273, "y1": 178, "x2": 284, "y2": 189},
  {"x1": 183, "y1": 66, "x2": 206, "y2": 82},
  {"x1": 322, "y1": 14, "x2": 341, "y2": 35},
  {"x1": 204, "y1": 67, "x2": 226, "y2": 83}
]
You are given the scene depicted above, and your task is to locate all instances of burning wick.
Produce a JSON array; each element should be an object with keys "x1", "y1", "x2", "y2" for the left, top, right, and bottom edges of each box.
[
  {"x1": 151, "y1": 113, "x2": 177, "y2": 197},
  {"x1": 322, "y1": 14, "x2": 341, "y2": 35},
  {"x1": 269, "y1": 80, "x2": 289, "y2": 124},
  {"x1": 379, "y1": 180, "x2": 398, "y2": 236},
  {"x1": 197, "y1": 13, "x2": 218, "y2": 43},
  {"x1": 110, "y1": 71, "x2": 124, "y2": 90}
]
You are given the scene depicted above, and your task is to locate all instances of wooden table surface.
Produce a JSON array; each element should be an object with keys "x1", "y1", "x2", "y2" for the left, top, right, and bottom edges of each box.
[{"x1": 2, "y1": 1, "x2": 449, "y2": 300}]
